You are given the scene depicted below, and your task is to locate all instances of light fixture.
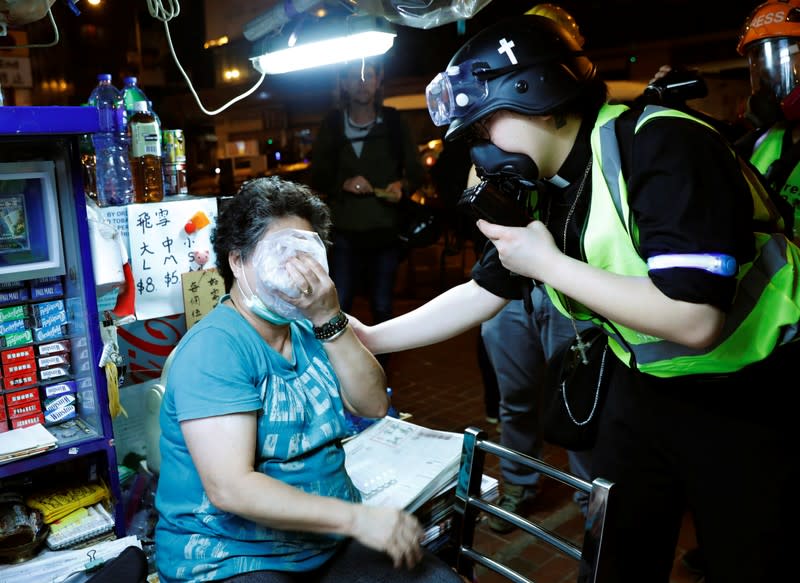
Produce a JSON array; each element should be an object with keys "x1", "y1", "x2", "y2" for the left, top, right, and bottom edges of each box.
[{"x1": 250, "y1": 16, "x2": 396, "y2": 75}]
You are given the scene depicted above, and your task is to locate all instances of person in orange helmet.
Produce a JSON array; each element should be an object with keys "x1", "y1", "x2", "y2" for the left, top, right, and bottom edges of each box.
[{"x1": 738, "y1": 0, "x2": 800, "y2": 240}]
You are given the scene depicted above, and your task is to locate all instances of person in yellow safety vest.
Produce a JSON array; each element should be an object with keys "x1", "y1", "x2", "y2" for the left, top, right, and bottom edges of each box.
[{"x1": 352, "y1": 13, "x2": 800, "y2": 583}]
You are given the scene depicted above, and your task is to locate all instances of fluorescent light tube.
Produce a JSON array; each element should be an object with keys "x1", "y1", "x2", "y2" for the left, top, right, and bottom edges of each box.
[{"x1": 251, "y1": 29, "x2": 396, "y2": 75}]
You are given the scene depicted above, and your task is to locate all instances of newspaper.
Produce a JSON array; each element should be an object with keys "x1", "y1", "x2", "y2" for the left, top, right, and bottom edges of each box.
[
  {"x1": 0, "y1": 424, "x2": 57, "y2": 464},
  {"x1": 343, "y1": 416, "x2": 464, "y2": 512}
]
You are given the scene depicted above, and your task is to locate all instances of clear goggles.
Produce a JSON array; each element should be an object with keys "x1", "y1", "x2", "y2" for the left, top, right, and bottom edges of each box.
[
  {"x1": 426, "y1": 59, "x2": 494, "y2": 127},
  {"x1": 747, "y1": 37, "x2": 800, "y2": 102}
]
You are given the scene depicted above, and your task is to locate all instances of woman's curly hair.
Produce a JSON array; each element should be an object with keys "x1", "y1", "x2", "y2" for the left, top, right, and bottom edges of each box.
[{"x1": 212, "y1": 176, "x2": 331, "y2": 291}]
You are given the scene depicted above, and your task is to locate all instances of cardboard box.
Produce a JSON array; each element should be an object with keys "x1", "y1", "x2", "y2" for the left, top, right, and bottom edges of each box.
[
  {"x1": 29, "y1": 281, "x2": 63, "y2": 301},
  {"x1": 32, "y1": 322, "x2": 67, "y2": 343},
  {"x1": 44, "y1": 403, "x2": 75, "y2": 426},
  {"x1": 31, "y1": 299, "x2": 64, "y2": 320},
  {"x1": 33, "y1": 308, "x2": 67, "y2": 329},
  {"x1": 0, "y1": 318, "x2": 30, "y2": 336},
  {"x1": 38, "y1": 366, "x2": 70, "y2": 382}
]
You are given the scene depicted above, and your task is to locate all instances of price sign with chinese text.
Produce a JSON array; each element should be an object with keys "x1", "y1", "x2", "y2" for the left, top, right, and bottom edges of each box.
[{"x1": 127, "y1": 198, "x2": 218, "y2": 320}]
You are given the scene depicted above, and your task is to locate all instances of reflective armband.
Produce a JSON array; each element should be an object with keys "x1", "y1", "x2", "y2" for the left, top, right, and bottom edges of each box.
[{"x1": 646, "y1": 253, "x2": 737, "y2": 276}]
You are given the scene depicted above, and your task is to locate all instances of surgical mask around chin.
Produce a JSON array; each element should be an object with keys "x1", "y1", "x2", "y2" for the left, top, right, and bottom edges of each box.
[
  {"x1": 251, "y1": 228, "x2": 329, "y2": 321},
  {"x1": 236, "y1": 275, "x2": 293, "y2": 325},
  {"x1": 236, "y1": 272, "x2": 291, "y2": 326}
]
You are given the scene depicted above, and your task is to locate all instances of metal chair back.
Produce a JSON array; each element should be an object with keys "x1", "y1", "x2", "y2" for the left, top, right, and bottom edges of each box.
[{"x1": 455, "y1": 427, "x2": 616, "y2": 583}]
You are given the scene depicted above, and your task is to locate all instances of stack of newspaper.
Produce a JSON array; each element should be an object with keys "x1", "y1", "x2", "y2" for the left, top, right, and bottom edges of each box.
[
  {"x1": 343, "y1": 416, "x2": 499, "y2": 549},
  {"x1": 0, "y1": 424, "x2": 57, "y2": 464}
]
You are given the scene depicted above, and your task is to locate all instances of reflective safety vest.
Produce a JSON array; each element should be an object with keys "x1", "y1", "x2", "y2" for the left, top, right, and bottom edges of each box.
[
  {"x1": 750, "y1": 123, "x2": 800, "y2": 241},
  {"x1": 546, "y1": 103, "x2": 800, "y2": 377}
]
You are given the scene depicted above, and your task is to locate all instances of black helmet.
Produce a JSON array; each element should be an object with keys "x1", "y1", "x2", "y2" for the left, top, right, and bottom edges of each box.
[{"x1": 426, "y1": 14, "x2": 597, "y2": 140}]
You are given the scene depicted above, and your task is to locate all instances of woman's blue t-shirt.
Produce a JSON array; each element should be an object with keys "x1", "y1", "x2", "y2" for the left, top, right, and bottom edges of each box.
[{"x1": 154, "y1": 303, "x2": 360, "y2": 582}]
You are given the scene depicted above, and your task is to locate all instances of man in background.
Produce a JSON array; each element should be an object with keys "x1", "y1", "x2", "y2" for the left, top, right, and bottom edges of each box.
[{"x1": 311, "y1": 58, "x2": 424, "y2": 347}]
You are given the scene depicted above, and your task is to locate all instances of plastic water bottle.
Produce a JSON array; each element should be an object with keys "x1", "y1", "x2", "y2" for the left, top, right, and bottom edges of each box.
[
  {"x1": 129, "y1": 100, "x2": 164, "y2": 203},
  {"x1": 88, "y1": 73, "x2": 133, "y2": 206}
]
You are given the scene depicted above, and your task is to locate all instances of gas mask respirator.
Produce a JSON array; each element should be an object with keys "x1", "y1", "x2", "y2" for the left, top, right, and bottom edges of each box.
[{"x1": 457, "y1": 142, "x2": 539, "y2": 226}]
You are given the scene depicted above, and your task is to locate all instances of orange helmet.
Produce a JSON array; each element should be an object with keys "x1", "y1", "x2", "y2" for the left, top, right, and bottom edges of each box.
[
  {"x1": 737, "y1": 0, "x2": 800, "y2": 55},
  {"x1": 525, "y1": 3, "x2": 585, "y2": 47}
]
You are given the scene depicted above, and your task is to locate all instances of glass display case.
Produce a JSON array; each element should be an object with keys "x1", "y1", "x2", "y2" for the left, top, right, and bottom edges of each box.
[{"x1": 0, "y1": 106, "x2": 124, "y2": 536}]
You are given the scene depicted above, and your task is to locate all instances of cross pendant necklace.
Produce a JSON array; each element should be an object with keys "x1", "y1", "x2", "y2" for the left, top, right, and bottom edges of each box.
[{"x1": 547, "y1": 157, "x2": 593, "y2": 364}]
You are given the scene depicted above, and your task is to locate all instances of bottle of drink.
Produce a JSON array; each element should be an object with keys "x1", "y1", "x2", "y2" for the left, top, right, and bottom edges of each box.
[
  {"x1": 88, "y1": 73, "x2": 134, "y2": 206},
  {"x1": 79, "y1": 132, "x2": 98, "y2": 201},
  {"x1": 121, "y1": 76, "x2": 161, "y2": 127},
  {"x1": 129, "y1": 100, "x2": 164, "y2": 203},
  {"x1": 162, "y1": 129, "x2": 188, "y2": 196},
  {"x1": 122, "y1": 76, "x2": 148, "y2": 116}
]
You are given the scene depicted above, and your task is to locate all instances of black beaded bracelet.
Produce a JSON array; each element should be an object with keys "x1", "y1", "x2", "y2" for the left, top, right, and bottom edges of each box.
[{"x1": 314, "y1": 311, "x2": 349, "y2": 342}]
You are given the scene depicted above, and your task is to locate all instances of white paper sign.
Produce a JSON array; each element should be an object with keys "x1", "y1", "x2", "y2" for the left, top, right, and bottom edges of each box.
[{"x1": 126, "y1": 198, "x2": 218, "y2": 320}]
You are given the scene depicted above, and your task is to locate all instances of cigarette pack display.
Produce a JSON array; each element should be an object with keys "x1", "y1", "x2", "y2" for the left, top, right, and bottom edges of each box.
[
  {"x1": 37, "y1": 340, "x2": 70, "y2": 356},
  {"x1": 29, "y1": 281, "x2": 63, "y2": 301},
  {"x1": 10, "y1": 412, "x2": 45, "y2": 429},
  {"x1": 0, "y1": 304, "x2": 29, "y2": 323},
  {"x1": 0, "y1": 106, "x2": 126, "y2": 543},
  {"x1": 37, "y1": 354, "x2": 70, "y2": 369},
  {"x1": 41, "y1": 379, "x2": 77, "y2": 399},
  {"x1": 0, "y1": 318, "x2": 30, "y2": 336},
  {"x1": 0, "y1": 329, "x2": 33, "y2": 348},
  {"x1": 0, "y1": 288, "x2": 29, "y2": 305},
  {"x1": 38, "y1": 366, "x2": 69, "y2": 382},
  {"x1": 32, "y1": 299, "x2": 64, "y2": 319},
  {"x1": 2, "y1": 358, "x2": 36, "y2": 378},
  {"x1": 3, "y1": 370, "x2": 37, "y2": 391}
]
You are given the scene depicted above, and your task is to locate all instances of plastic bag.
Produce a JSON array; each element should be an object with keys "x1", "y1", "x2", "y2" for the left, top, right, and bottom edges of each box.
[
  {"x1": 354, "y1": 0, "x2": 494, "y2": 30},
  {"x1": 251, "y1": 228, "x2": 328, "y2": 320}
]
